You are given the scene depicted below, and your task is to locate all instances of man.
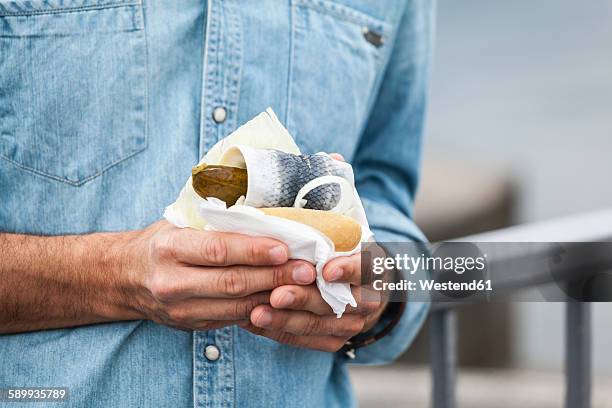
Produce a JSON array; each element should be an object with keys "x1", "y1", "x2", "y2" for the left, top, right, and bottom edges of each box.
[{"x1": 0, "y1": 0, "x2": 433, "y2": 406}]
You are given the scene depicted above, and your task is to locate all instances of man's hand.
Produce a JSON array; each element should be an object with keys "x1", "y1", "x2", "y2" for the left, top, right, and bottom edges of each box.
[
  {"x1": 239, "y1": 152, "x2": 388, "y2": 352},
  {"x1": 127, "y1": 221, "x2": 316, "y2": 331},
  {"x1": 0, "y1": 221, "x2": 316, "y2": 334},
  {"x1": 240, "y1": 250, "x2": 388, "y2": 352}
]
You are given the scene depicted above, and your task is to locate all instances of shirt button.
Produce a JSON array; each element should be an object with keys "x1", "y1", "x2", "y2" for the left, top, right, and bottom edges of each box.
[
  {"x1": 204, "y1": 345, "x2": 220, "y2": 361},
  {"x1": 212, "y1": 107, "x2": 227, "y2": 124}
]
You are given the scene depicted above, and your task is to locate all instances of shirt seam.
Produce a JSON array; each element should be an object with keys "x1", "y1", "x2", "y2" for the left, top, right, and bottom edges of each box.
[
  {"x1": 199, "y1": 0, "x2": 213, "y2": 157},
  {"x1": 0, "y1": 146, "x2": 146, "y2": 186},
  {"x1": 0, "y1": 2, "x2": 141, "y2": 17},
  {"x1": 293, "y1": 0, "x2": 391, "y2": 33},
  {"x1": 285, "y1": 0, "x2": 295, "y2": 125}
]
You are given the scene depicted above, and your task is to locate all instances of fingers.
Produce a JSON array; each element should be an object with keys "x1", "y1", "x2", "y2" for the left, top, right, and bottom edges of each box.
[
  {"x1": 150, "y1": 260, "x2": 316, "y2": 301},
  {"x1": 156, "y1": 292, "x2": 270, "y2": 329},
  {"x1": 270, "y1": 285, "x2": 333, "y2": 315},
  {"x1": 270, "y1": 284, "x2": 382, "y2": 316},
  {"x1": 164, "y1": 229, "x2": 289, "y2": 266},
  {"x1": 329, "y1": 153, "x2": 345, "y2": 162},
  {"x1": 240, "y1": 322, "x2": 347, "y2": 353},
  {"x1": 250, "y1": 305, "x2": 365, "y2": 337},
  {"x1": 322, "y1": 253, "x2": 362, "y2": 285}
]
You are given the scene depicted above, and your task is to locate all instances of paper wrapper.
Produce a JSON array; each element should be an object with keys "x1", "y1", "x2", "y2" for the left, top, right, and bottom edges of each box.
[{"x1": 164, "y1": 108, "x2": 373, "y2": 316}]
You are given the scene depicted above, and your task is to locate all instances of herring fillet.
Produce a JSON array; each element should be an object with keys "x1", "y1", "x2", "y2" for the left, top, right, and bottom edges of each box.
[{"x1": 221, "y1": 146, "x2": 355, "y2": 210}]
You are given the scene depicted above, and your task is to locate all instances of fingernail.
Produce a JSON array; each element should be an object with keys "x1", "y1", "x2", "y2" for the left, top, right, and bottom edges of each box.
[
  {"x1": 269, "y1": 246, "x2": 287, "y2": 264},
  {"x1": 255, "y1": 311, "x2": 272, "y2": 327},
  {"x1": 293, "y1": 264, "x2": 314, "y2": 284},
  {"x1": 328, "y1": 268, "x2": 343, "y2": 282},
  {"x1": 277, "y1": 291, "x2": 295, "y2": 307}
]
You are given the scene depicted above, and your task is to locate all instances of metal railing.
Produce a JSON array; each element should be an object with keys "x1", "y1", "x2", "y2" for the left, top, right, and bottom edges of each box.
[{"x1": 428, "y1": 209, "x2": 612, "y2": 408}]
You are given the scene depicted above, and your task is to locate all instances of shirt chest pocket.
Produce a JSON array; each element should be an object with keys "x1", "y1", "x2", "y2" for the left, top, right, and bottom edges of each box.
[
  {"x1": 0, "y1": 1, "x2": 146, "y2": 185},
  {"x1": 286, "y1": 0, "x2": 391, "y2": 156}
]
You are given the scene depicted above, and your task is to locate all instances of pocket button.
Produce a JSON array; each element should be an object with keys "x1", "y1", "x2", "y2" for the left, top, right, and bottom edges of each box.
[{"x1": 362, "y1": 27, "x2": 384, "y2": 48}]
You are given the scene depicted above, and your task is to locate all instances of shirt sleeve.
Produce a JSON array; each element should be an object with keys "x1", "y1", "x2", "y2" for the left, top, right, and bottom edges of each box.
[{"x1": 346, "y1": 0, "x2": 435, "y2": 365}]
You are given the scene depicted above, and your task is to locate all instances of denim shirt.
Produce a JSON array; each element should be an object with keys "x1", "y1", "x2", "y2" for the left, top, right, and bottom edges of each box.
[{"x1": 0, "y1": 1, "x2": 433, "y2": 407}]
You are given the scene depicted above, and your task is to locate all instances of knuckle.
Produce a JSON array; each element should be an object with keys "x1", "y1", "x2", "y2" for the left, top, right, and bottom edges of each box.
[
  {"x1": 234, "y1": 296, "x2": 260, "y2": 318},
  {"x1": 303, "y1": 316, "x2": 322, "y2": 336},
  {"x1": 147, "y1": 274, "x2": 177, "y2": 302},
  {"x1": 330, "y1": 321, "x2": 346, "y2": 337},
  {"x1": 246, "y1": 242, "x2": 258, "y2": 263},
  {"x1": 167, "y1": 307, "x2": 189, "y2": 324},
  {"x1": 351, "y1": 317, "x2": 366, "y2": 334},
  {"x1": 150, "y1": 233, "x2": 176, "y2": 262},
  {"x1": 360, "y1": 299, "x2": 381, "y2": 315},
  {"x1": 273, "y1": 261, "x2": 301, "y2": 286},
  {"x1": 218, "y1": 268, "x2": 249, "y2": 297},
  {"x1": 276, "y1": 332, "x2": 298, "y2": 347},
  {"x1": 247, "y1": 241, "x2": 266, "y2": 263},
  {"x1": 291, "y1": 289, "x2": 308, "y2": 309},
  {"x1": 202, "y1": 234, "x2": 229, "y2": 265},
  {"x1": 269, "y1": 265, "x2": 287, "y2": 287}
]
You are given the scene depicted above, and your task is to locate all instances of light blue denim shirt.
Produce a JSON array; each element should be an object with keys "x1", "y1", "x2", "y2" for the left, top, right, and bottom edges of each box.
[{"x1": 0, "y1": 0, "x2": 433, "y2": 407}]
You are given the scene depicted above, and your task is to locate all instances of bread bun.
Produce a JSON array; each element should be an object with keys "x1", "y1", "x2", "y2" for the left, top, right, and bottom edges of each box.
[{"x1": 259, "y1": 207, "x2": 361, "y2": 251}]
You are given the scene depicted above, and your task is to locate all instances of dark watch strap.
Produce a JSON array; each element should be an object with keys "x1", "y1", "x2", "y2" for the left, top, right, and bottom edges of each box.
[{"x1": 340, "y1": 300, "x2": 406, "y2": 359}]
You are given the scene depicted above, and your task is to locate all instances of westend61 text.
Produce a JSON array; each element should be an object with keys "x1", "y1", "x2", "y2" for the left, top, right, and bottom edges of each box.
[{"x1": 373, "y1": 279, "x2": 493, "y2": 292}]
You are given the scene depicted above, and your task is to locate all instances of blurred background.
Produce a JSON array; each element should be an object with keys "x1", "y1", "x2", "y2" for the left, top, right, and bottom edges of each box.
[{"x1": 350, "y1": 1, "x2": 612, "y2": 406}]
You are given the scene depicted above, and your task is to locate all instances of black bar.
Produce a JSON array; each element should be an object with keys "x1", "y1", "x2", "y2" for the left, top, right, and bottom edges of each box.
[
  {"x1": 565, "y1": 301, "x2": 591, "y2": 408},
  {"x1": 430, "y1": 309, "x2": 457, "y2": 408}
]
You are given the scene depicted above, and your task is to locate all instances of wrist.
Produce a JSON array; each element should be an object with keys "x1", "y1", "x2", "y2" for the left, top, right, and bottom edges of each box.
[
  {"x1": 111, "y1": 221, "x2": 172, "y2": 322},
  {"x1": 88, "y1": 229, "x2": 149, "y2": 322}
]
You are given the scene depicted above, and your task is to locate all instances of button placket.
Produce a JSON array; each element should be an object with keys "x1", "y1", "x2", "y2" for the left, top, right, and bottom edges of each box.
[
  {"x1": 193, "y1": 329, "x2": 213, "y2": 408},
  {"x1": 199, "y1": 0, "x2": 243, "y2": 157},
  {"x1": 195, "y1": 1, "x2": 241, "y2": 406}
]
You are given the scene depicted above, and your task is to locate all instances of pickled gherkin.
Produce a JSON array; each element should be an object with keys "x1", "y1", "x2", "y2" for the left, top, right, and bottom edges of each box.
[{"x1": 192, "y1": 163, "x2": 247, "y2": 205}]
